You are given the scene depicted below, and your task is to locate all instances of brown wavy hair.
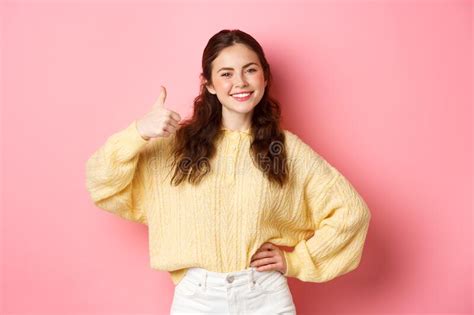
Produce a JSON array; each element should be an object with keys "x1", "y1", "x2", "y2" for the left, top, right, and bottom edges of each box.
[{"x1": 169, "y1": 29, "x2": 289, "y2": 187}]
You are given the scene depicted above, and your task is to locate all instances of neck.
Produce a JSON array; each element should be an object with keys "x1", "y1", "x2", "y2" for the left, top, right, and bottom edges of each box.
[{"x1": 220, "y1": 116, "x2": 252, "y2": 132}]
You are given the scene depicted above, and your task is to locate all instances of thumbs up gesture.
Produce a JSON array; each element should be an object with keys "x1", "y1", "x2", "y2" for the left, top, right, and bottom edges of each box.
[{"x1": 136, "y1": 86, "x2": 182, "y2": 140}]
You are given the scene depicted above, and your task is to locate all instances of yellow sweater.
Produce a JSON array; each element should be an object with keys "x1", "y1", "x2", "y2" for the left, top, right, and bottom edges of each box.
[{"x1": 85, "y1": 120, "x2": 372, "y2": 286}]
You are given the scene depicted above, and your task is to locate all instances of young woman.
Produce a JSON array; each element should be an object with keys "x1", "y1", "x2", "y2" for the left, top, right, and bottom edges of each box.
[{"x1": 86, "y1": 29, "x2": 372, "y2": 314}]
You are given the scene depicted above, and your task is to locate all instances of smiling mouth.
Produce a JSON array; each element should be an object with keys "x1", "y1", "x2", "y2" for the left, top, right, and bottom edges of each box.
[
  {"x1": 231, "y1": 91, "x2": 254, "y2": 101},
  {"x1": 231, "y1": 91, "x2": 253, "y2": 96}
]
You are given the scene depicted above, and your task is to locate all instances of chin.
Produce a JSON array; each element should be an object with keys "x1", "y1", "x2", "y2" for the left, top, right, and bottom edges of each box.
[
  {"x1": 224, "y1": 107, "x2": 254, "y2": 115},
  {"x1": 227, "y1": 101, "x2": 257, "y2": 112}
]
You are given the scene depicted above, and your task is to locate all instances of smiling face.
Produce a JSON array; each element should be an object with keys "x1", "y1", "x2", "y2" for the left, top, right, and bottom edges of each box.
[{"x1": 205, "y1": 43, "x2": 268, "y2": 124}]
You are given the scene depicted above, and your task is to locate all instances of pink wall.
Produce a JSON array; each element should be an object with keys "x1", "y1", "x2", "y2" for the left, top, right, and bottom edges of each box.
[{"x1": 1, "y1": 1, "x2": 471, "y2": 314}]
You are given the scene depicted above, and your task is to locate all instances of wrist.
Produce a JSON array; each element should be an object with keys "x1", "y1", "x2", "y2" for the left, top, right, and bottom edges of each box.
[{"x1": 135, "y1": 120, "x2": 150, "y2": 141}]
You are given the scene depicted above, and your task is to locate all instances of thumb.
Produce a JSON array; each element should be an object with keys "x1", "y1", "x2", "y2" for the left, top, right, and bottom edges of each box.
[{"x1": 152, "y1": 85, "x2": 167, "y2": 110}]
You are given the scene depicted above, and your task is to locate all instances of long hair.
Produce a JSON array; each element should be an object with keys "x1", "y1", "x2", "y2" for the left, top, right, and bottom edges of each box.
[{"x1": 169, "y1": 29, "x2": 289, "y2": 187}]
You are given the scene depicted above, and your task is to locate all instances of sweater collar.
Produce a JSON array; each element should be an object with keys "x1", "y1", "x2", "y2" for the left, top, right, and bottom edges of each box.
[{"x1": 220, "y1": 126, "x2": 251, "y2": 136}]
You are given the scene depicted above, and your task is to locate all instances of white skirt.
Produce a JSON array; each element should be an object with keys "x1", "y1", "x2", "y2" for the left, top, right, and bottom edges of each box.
[{"x1": 170, "y1": 266, "x2": 297, "y2": 314}]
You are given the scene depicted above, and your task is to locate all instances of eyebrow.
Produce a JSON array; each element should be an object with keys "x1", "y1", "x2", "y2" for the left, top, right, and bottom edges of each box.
[{"x1": 217, "y1": 62, "x2": 259, "y2": 73}]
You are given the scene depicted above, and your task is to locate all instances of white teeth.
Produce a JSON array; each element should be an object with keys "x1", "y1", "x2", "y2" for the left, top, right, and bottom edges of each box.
[{"x1": 233, "y1": 92, "x2": 251, "y2": 97}]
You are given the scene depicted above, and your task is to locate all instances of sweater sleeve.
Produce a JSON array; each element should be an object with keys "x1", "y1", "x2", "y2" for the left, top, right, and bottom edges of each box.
[
  {"x1": 85, "y1": 120, "x2": 152, "y2": 225},
  {"x1": 283, "y1": 148, "x2": 372, "y2": 282}
]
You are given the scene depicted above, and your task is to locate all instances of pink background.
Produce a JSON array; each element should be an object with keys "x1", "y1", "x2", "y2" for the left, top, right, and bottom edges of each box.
[{"x1": 1, "y1": 0, "x2": 472, "y2": 314}]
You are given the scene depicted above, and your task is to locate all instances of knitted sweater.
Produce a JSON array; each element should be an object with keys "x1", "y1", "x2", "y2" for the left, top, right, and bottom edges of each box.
[{"x1": 85, "y1": 120, "x2": 372, "y2": 286}]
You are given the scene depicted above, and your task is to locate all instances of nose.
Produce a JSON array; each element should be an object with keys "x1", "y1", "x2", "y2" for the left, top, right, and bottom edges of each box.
[{"x1": 234, "y1": 72, "x2": 248, "y2": 87}]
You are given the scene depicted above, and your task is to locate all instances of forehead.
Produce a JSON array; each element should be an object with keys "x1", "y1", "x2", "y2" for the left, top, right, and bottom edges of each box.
[{"x1": 212, "y1": 44, "x2": 260, "y2": 69}]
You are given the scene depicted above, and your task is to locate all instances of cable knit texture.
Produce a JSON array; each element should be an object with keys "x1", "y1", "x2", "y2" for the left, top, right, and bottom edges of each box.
[{"x1": 85, "y1": 120, "x2": 371, "y2": 286}]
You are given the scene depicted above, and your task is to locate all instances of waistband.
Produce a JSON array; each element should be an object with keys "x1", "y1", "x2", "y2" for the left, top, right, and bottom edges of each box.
[{"x1": 183, "y1": 266, "x2": 283, "y2": 289}]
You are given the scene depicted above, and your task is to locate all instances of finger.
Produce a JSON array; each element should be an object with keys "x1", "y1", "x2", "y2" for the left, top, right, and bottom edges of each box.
[
  {"x1": 251, "y1": 243, "x2": 274, "y2": 260},
  {"x1": 152, "y1": 85, "x2": 167, "y2": 109},
  {"x1": 163, "y1": 123, "x2": 176, "y2": 134},
  {"x1": 251, "y1": 244, "x2": 272, "y2": 258},
  {"x1": 161, "y1": 126, "x2": 171, "y2": 137},
  {"x1": 259, "y1": 242, "x2": 275, "y2": 251},
  {"x1": 251, "y1": 257, "x2": 276, "y2": 267},
  {"x1": 166, "y1": 117, "x2": 179, "y2": 129},
  {"x1": 256, "y1": 263, "x2": 279, "y2": 272},
  {"x1": 251, "y1": 250, "x2": 274, "y2": 262},
  {"x1": 169, "y1": 110, "x2": 181, "y2": 122}
]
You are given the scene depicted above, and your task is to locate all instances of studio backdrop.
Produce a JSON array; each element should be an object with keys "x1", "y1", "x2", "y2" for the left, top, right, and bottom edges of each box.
[{"x1": 1, "y1": 0, "x2": 471, "y2": 314}]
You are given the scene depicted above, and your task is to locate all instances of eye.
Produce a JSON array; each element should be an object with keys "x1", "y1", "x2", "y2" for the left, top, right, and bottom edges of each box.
[{"x1": 221, "y1": 68, "x2": 257, "y2": 78}]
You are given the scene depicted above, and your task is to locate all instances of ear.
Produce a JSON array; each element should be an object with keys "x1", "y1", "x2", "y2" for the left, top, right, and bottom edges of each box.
[
  {"x1": 205, "y1": 81, "x2": 217, "y2": 95},
  {"x1": 200, "y1": 74, "x2": 216, "y2": 95}
]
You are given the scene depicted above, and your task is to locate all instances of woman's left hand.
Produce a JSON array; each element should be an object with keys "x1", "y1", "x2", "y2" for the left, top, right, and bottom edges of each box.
[{"x1": 249, "y1": 242, "x2": 287, "y2": 274}]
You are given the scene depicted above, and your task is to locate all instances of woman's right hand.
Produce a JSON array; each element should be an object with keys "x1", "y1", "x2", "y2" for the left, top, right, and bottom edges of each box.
[{"x1": 136, "y1": 86, "x2": 182, "y2": 140}]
